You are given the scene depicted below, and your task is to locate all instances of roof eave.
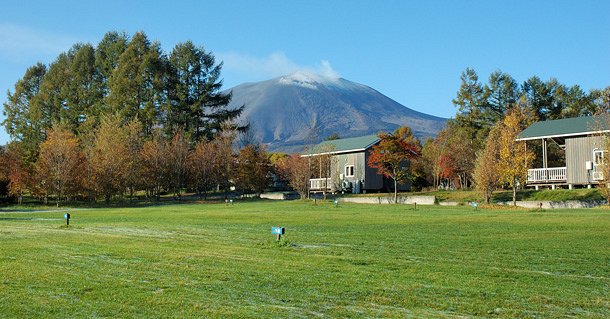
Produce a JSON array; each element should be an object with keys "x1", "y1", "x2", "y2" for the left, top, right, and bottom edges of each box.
[
  {"x1": 302, "y1": 148, "x2": 367, "y2": 157},
  {"x1": 516, "y1": 129, "x2": 610, "y2": 141}
]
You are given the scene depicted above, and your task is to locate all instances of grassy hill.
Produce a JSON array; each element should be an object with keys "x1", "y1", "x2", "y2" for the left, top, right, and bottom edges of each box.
[{"x1": 0, "y1": 201, "x2": 608, "y2": 317}]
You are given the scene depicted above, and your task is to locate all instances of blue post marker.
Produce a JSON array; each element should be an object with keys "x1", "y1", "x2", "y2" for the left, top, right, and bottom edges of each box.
[
  {"x1": 64, "y1": 212, "x2": 71, "y2": 226},
  {"x1": 230, "y1": 199, "x2": 234, "y2": 205},
  {"x1": 470, "y1": 202, "x2": 478, "y2": 210},
  {"x1": 333, "y1": 199, "x2": 339, "y2": 207},
  {"x1": 272, "y1": 226, "x2": 285, "y2": 241}
]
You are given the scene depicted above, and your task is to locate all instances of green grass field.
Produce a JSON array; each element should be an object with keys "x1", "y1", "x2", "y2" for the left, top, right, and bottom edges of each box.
[
  {"x1": 1, "y1": 201, "x2": 608, "y2": 318},
  {"x1": 348, "y1": 188, "x2": 606, "y2": 203}
]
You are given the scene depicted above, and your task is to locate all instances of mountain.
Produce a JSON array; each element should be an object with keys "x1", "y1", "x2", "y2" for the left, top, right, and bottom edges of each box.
[{"x1": 226, "y1": 72, "x2": 446, "y2": 152}]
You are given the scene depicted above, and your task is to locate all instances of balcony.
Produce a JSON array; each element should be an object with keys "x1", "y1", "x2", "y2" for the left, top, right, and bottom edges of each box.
[
  {"x1": 310, "y1": 178, "x2": 331, "y2": 191},
  {"x1": 527, "y1": 167, "x2": 566, "y2": 184}
]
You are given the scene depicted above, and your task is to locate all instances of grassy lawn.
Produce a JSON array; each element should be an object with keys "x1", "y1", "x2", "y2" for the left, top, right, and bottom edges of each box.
[
  {"x1": 346, "y1": 188, "x2": 605, "y2": 203},
  {"x1": 407, "y1": 188, "x2": 605, "y2": 203},
  {"x1": 0, "y1": 201, "x2": 608, "y2": 318}
]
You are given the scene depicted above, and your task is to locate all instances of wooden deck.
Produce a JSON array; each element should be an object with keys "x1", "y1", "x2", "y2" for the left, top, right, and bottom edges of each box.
[
  {"x1": 310, "y1": 178, "x2": 331, "y2": 191},
  {"x1": 527, "y1": 167, "x2": 566, "y2": 184}
]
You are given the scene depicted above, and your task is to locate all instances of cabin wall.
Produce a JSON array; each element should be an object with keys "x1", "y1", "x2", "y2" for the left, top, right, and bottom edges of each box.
[
  {"x1": 330, "y1": 152, "x2": 366, "y2": 192},
  {"x1": 364, "y1": 150, "x2": 383, "y2": 190},
  {"x1": 325, "y1": 150, "x2": 410, "y2": 193},
  {"x1": 566, "y1": 136, "x2": 604, "y2": 184},
  {"x1": 326, "y1": 151, "x2": 385, "y2": 192}
]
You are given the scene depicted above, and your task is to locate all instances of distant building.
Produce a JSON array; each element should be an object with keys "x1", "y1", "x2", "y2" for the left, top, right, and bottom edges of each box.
[
  {"x1": 517, "y1": 115, "x2": 609, "y2": 189},
  {"x1": 303, "y1": 135, "x2": 409, "y2": 194}
]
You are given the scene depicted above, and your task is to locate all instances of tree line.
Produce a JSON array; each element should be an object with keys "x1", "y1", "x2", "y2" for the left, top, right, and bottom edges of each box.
[
  {"x1": 0, "y1": 117, "x2": 279, "y2": 206},
  {"x1": 0, "y1": 31, "x2": 271, "y2": 205},
  {"x1": 3, "y1": 31, "x2": 245, "y2": 165}
]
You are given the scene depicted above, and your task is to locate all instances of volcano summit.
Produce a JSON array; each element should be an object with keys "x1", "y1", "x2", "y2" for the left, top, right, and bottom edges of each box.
[{"x1": 227, "y1": 72, "x2": 446, "y2": 151}]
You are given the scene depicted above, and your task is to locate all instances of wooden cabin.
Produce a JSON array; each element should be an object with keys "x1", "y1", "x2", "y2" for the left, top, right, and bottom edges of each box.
[
  {"x1": 517, "y1": 115, "x2": 609, "y2": 189},
  {"x1": 303, "y1": 135, "x2": 409, "y2": 194}
]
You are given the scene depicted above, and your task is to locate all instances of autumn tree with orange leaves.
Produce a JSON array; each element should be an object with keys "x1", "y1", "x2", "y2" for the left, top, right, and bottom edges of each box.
[
  {"x1": 5, "y1": 145, "x2": 32, "y2": 204},
  {"x1": 35, "y1": 124, "x2": 85, "y2": 206},
  {"x1": 140, "y1": 132, "x2": 168, "y2": 200},
  {"x1": 367, "y1": 130, "x2": 420, "y2": 203},
  {"x1": 188, "y1": 140, "x2": 217, "y2": 198},
  {"x1": 234, "y1": 144, "x2": 272, "y2": 196},
  {"x1": 166, "y1": 130, "x2": 190, "y2": 199},
  {"x1": 276, "y1": 154, "x2": 309, "y2": 199},
  {"x1": 0, "y1": 147, "x2": 7, "y2": 197}
]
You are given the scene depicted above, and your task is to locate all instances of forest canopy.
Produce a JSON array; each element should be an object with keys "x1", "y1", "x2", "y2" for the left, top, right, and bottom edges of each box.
[{"x1": 2, "y1": 31, "x2": 245, "y2": 162}]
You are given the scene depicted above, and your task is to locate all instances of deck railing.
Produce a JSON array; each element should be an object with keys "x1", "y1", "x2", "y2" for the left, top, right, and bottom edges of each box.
[
  {"x1": 310, "y1": 178, "x2": 331, "y2": 190},
  {"x1": 527, "y1": 167, "x2": 566, "y2": 183}
]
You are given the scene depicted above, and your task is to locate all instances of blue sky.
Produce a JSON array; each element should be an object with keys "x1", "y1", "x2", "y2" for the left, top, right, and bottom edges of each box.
[{"x1": 1, "y1": 0, "x2": 609, "y2": 145}]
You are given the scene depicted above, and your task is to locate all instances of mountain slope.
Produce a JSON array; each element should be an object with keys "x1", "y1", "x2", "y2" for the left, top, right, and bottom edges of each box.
[{"x1": 227, "y1": 72, "x2": 446, "y2": 151}]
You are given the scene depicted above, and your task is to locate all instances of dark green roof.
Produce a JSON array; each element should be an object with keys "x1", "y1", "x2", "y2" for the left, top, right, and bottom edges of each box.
[
  {"x1": 307, "y1": 134, "x2": 380, "y2": 155},
  {"x1": 518, "y1": 115, "x2": 610, "y2": 140}
]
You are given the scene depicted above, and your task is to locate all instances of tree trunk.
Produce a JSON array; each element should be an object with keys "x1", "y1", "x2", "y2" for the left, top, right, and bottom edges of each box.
[
  {"x1": 512, "y1": 185, "x2": 517, "y2": 206},
  {"x1": 394, "y1": 178, "x2": 398, "y2": 204}
]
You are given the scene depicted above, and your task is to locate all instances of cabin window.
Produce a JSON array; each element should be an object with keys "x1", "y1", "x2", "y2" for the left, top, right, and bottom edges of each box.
[
  {"x1": 345, "y1": 165, "x2": 355, "y2": 177},
  {"x1": 593, "y1": 150, "x2": 605, "y2": 166}
]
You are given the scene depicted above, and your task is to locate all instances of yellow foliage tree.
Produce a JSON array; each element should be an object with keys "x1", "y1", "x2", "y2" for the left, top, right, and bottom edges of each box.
[
  {"x1": 89, "y1": 115, "x2": 131, "y2": 203},
  {"x1": 498, "y1": 106, "x2": 535, "y2": 206},
  {"x1": 473, "y1": 125, "x2": 502, "y2": 204}
]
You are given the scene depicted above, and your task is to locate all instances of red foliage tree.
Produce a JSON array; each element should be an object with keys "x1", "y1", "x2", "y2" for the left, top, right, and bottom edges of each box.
[{"x1": 367, "y1": 132, "x2": 420, "y2": 203}]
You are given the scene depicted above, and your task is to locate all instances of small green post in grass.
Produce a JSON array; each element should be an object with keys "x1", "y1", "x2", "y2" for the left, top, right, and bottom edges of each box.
[
  {"x1": 64, "y1": 212, "x2": 71, "y2": 226},
  {"x1": 413, "y1": 202, "x2": 417, "y2": 210}
]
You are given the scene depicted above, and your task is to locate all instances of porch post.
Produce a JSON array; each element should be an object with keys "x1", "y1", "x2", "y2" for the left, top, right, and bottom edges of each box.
[
  {"x1": 542, "y1": 138, "x2": 548, "y2": 169},
  {"x1": 319, "y1": 156, "x2": 322, "y2": 178}
]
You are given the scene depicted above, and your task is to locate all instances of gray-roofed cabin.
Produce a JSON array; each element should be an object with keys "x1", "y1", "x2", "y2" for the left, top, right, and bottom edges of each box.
[
  {"x1": 517, "y1": 115, "x2": 609, "y2": 188},
  {"x1": 303, "y1": 135, "x2": 408, "y2": 194}
]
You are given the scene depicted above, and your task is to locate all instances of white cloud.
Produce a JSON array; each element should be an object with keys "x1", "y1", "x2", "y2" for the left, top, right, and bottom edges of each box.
[
  {"x1": 0, "y1": 24, "x2": 76, "y2": 61},
  {"x1": 218, "y1": 51, "x2": 340, "y2": 79}
]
